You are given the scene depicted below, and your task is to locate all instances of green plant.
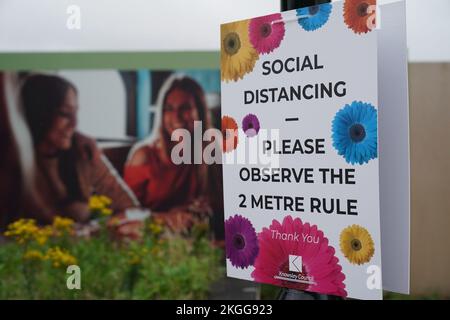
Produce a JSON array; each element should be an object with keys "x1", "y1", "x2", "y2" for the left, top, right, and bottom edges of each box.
[{"x1": 0, "y1": 213, "x2": 224, "y2": 299}]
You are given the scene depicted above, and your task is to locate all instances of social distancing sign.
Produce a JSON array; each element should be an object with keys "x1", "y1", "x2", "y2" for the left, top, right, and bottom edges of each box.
[{"x1": 221, "y1": 0, "x2": 410, "y2": 300}]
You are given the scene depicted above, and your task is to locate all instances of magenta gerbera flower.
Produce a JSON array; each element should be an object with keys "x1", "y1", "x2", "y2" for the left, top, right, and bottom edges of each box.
[
  {"x1": 225, "y1": 215, "x2": 259, "y2": 269},
  {"x1": 251, "y1": 216, "x2": 347, "y2": 297},
  {"x1": 249, "y1": 13, "x2": 285, "y2": 54},
  {"x1": 242, "y1": 113, "x2": 260, "y2": 137}
]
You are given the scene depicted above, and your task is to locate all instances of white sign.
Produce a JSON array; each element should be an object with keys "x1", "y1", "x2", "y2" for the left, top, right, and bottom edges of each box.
[{"x1": 221, "y1": 0, "x2": 409, "y2": 300}]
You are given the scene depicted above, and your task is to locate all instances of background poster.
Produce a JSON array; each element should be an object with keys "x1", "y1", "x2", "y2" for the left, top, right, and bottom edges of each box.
[
  {"x1": 221, "y1": 1, "x2": 383, "y2": 300},
  {"x1": 0, "y1": 60, "x2": 225, "y2": 299}
]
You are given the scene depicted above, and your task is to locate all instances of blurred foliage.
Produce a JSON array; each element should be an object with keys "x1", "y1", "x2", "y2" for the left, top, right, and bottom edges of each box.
[{"x1": 0, "y1": 212, "x2": 224, "y2": 299}]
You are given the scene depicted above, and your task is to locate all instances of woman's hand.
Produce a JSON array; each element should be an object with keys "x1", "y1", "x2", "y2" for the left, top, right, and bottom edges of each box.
[
  {"x1": 152, "y1": 211, "x2": 195, "y2": 234},
  {"x1": 108, "y1": 212, "x2": 144, "y2": 241},
  {"x1": 152, "y1": 198, "x2": 212, "y2": 234},
  {"x1": 187, "y1": 196, "x2": 213, "y2": 218}
]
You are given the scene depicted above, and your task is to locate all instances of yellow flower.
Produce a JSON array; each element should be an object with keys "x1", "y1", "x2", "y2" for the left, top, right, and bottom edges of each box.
[
  {"x1": 5, "y1": 217, "x2": 74, "y2": 245},
  {"x1": 52, "y1": 216, "x2": 74, "y2": 231},
  {"x1": 221, "y1": 20, "x2": 259, "y2": 82},
  {"x1": 89, "y1": 196, "x2": 104, "y2": 211},
  {"x1": 101, "y1": 208, "x2": 113, "y2": 217},
  {"x1": 45, "y1": 247, "x2": 77, "y2": 268},
  {"x1": 148, "y1": 223, "x2": 163, "y2": 236},
  {"x1": 23, "y1": 250, "x2": 45, "y2": 262},
  {"x1": 34, "y1": 226, "x2": 53, "y2": 245},
  {"x1": 340, "y1": 225, "x2": 375, "y2": 265},
  {"x1": 99, "y1": 195, "x2": 112, "y2": 206},
  {"x1": 89, "y1": 195, "x2": 113, "y2": 216},
  {"x1": 4, "y1": 219, "x2": 40, "y2": 244}
]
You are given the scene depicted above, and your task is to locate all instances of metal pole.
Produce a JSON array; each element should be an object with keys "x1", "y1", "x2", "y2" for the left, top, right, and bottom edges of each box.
[
  {"x1": 281, "y1": 0, "x2": 331, "y2": 11},
  {"x1": 278, "y1": 0, "x2": 337, "y2": 302}
]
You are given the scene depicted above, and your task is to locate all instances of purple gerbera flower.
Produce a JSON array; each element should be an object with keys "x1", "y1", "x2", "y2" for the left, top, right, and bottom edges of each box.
[
  {"x1": 225, "y1": 215, "x2": 259, "y2": 269},
  {"x1": 242, "y1": 114, "x2": 260, "y2": 137}
]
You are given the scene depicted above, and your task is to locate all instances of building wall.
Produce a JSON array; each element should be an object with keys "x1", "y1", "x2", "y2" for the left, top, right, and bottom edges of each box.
[{"x1": 409, "y1": 63, "x2": 450, "y2": 295}]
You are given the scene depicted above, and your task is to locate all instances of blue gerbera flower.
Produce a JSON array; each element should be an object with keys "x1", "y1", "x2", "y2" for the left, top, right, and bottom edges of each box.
[
  {"x1": 297, "y1": 3, "x2": 332, "y2": 31},
  {"x1": 332, "y1": 101, "x2": 378, "y2": 165}
]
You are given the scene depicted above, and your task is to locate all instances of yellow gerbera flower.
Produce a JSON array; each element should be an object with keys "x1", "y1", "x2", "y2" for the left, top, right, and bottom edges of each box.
[
  {"x1": 221, "y1": 20, "x2": 259, "y2": 82},
  {"x1": 340, "y1": 224, "x2": 375, "y2": 265}
]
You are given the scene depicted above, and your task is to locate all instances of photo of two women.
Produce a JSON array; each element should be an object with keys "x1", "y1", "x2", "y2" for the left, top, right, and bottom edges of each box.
[{"x1": 0, "y1": 70, "x2": 224, "y2": 241}]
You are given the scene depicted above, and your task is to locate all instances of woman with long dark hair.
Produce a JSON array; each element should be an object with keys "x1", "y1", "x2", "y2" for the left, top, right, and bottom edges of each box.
[
  {"x1": 124, "y1": 75, "x2": 223, "y2": 231},
  {"x1": 20, "y1": 74, "x2": 139, "y2": 224}
]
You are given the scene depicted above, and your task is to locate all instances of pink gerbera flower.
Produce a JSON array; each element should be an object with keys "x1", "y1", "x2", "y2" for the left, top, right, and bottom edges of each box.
[
  {"x1": 249, "y1": 13, "x2": 285, "y2": 54},
  {"x1": 251, "y1": 215, "x2": 347, "y2": 297}
]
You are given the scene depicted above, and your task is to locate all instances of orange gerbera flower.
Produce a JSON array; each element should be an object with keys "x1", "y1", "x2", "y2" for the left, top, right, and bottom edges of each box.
[
  {"x1": 221, "y1": 116, "x2": 238, "y2": 153},
  {"x1": 343, "y1": 0, "x2": 377, "y2": 34}
]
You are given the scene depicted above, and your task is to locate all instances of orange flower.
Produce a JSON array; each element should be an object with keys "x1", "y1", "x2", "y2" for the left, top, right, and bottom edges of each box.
[
  {"x1": 343, "y1": 0, "x2": 376, "y2": 34},
  {"x1": 221, "y1": 116, "x2": 238, "y2": 153}
]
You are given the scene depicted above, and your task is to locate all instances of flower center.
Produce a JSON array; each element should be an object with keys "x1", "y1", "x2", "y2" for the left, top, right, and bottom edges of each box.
[
  {"x1": 357, "y1": 2, "x2": 369, "y2": 17},
  {"x1": 351, "y1": 239, "x2": 362, "y2": 251},
  {"x1": 260, "y1": 23, "x2": 272, "y2": 38},
  {"x1": 309, "y1": 5, "x2": 320, "y2": 16},
  {"x1": 223, "y1": 32, "x2": 241, "y2": 56},
  {"x1": 349, "y1": 123, "x2": 366, "y2": 143},
  {"x1": 233, "y1": 234, "x2": 246, "y2": 250}
]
